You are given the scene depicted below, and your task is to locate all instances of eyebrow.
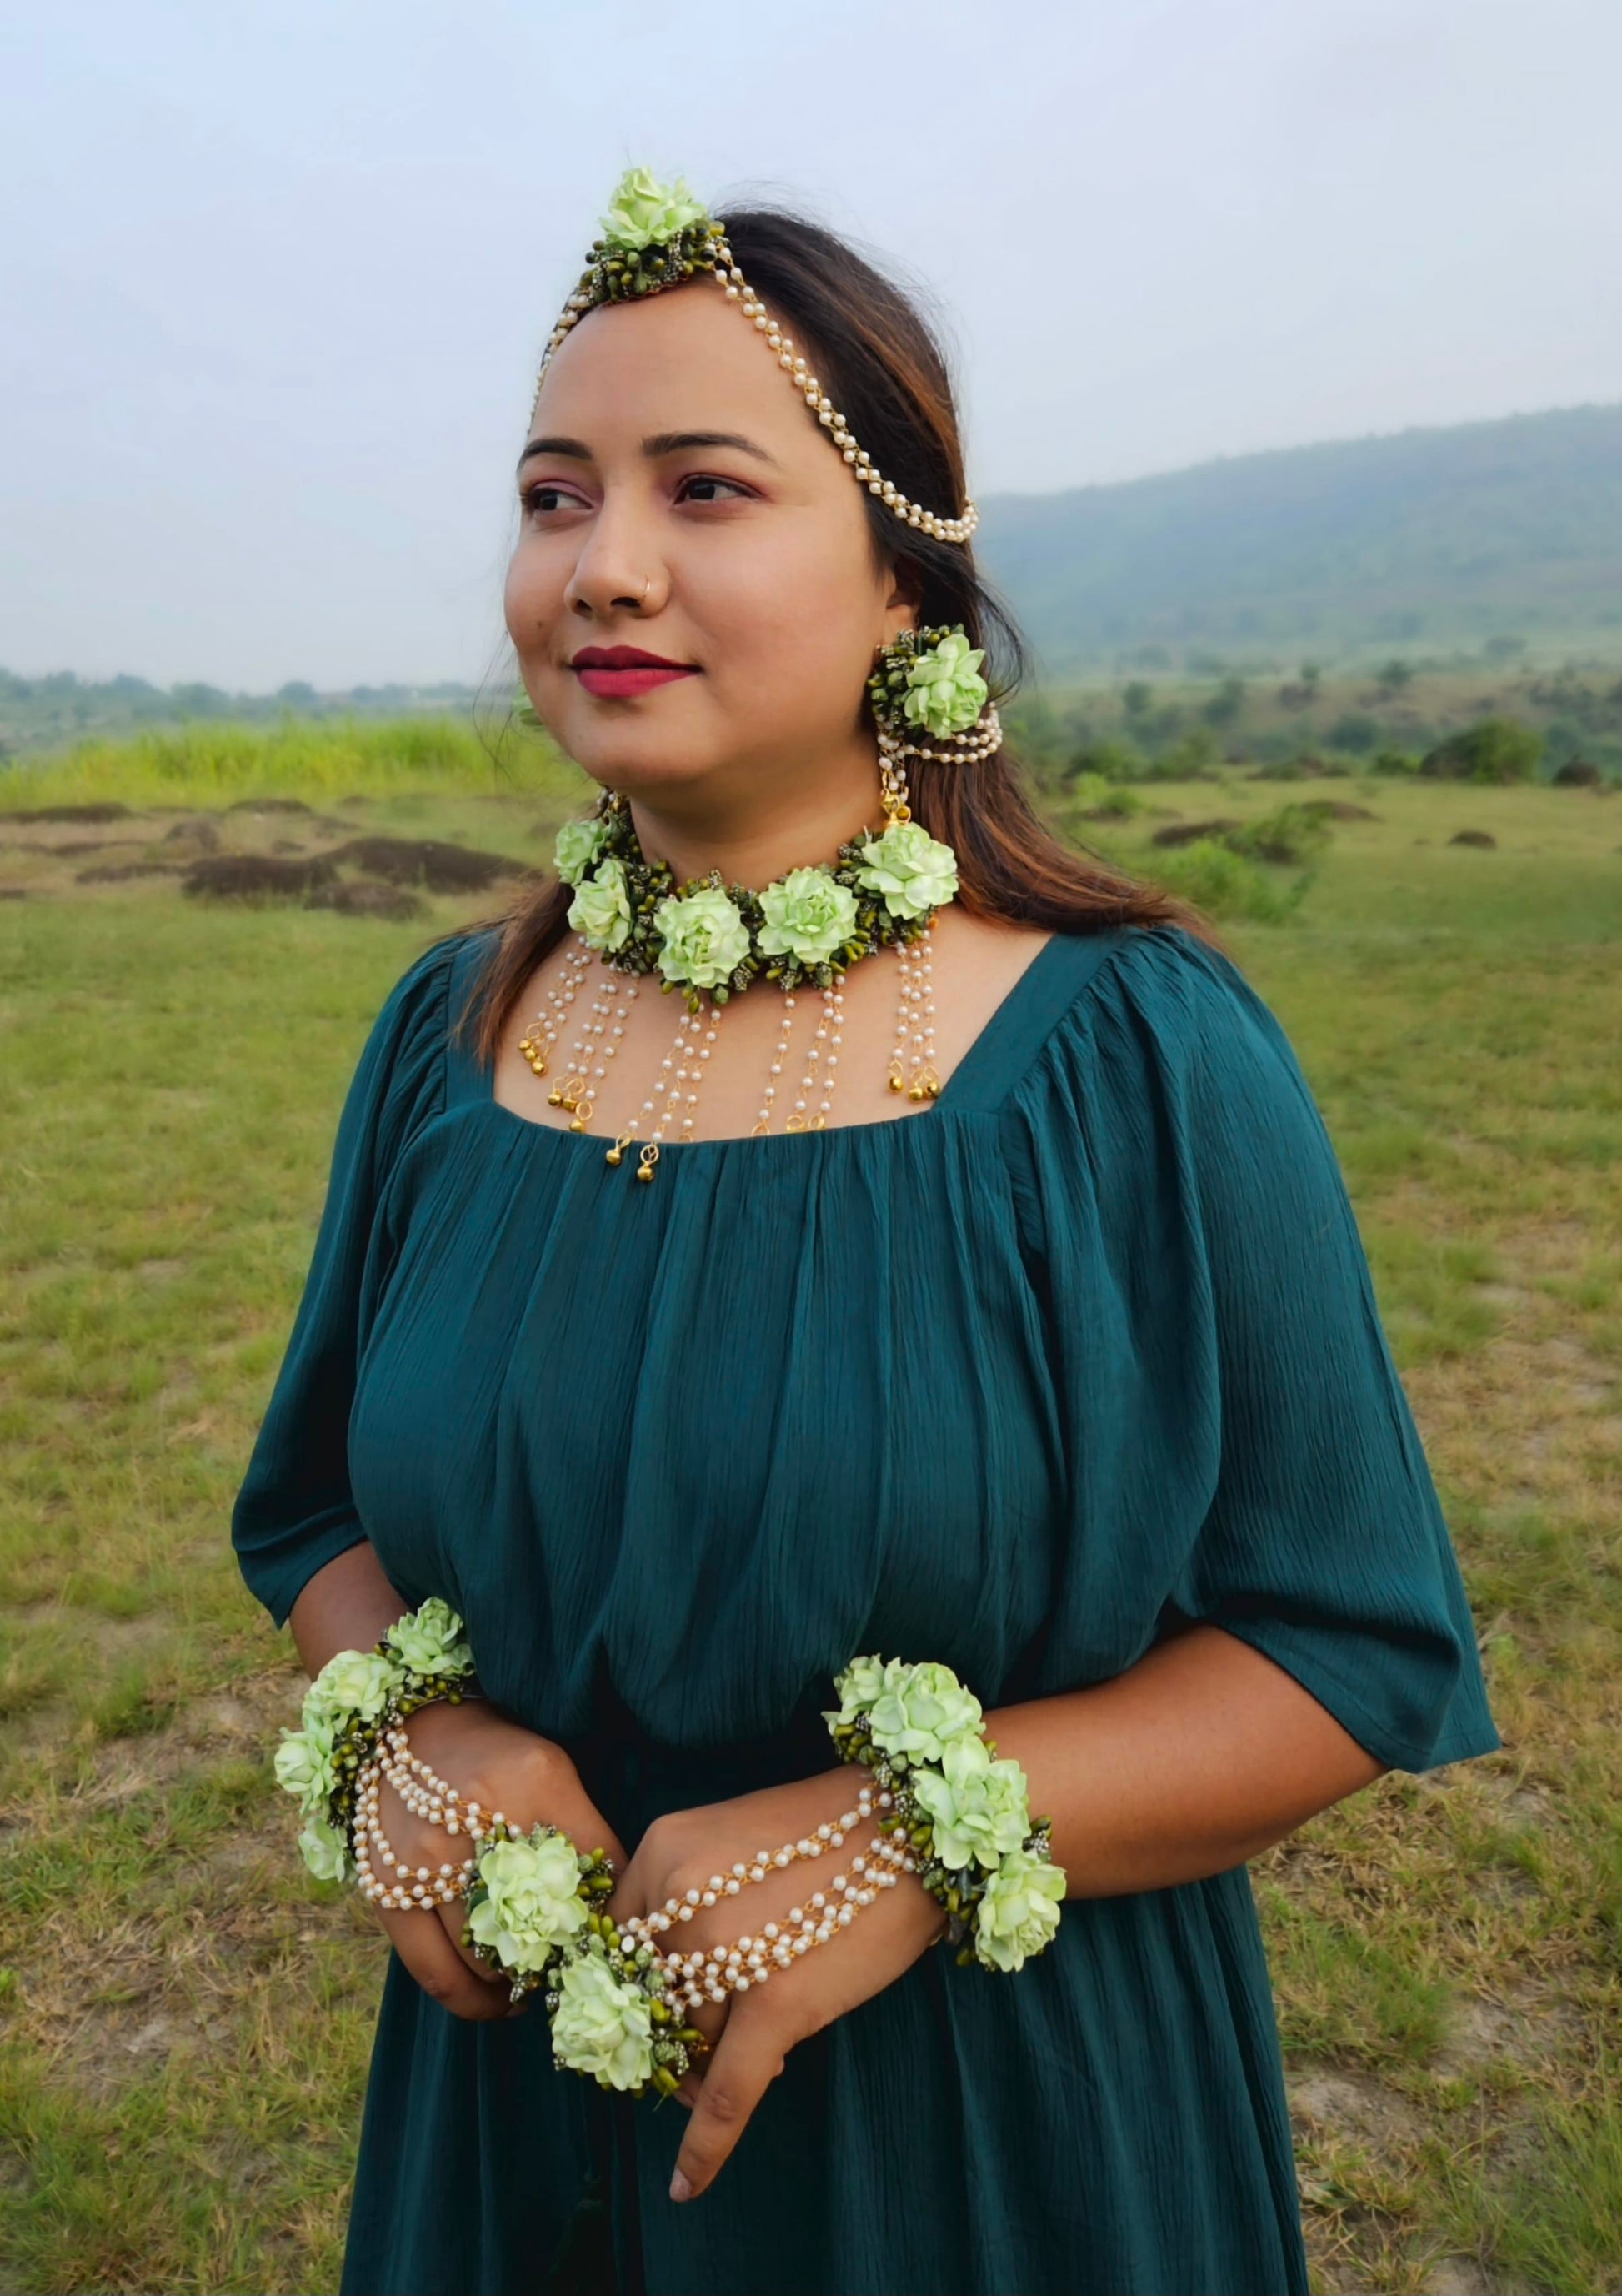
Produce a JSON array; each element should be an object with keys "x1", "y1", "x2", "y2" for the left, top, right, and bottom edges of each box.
[{"x1": 515, "y1": 429, "x2": 779, "y2": 474}]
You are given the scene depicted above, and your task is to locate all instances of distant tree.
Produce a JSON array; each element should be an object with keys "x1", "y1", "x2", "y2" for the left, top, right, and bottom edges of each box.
[
  {"x1": 1377, "y1": 659, "x2": 1414, "y2": 695},
  {"x1": 1299, "y1": 661, "x2": 1322, "y2": 695},
  {"x1": 277, "y1": 679, "x2": 320, "y2": 708},
  {"x1": 1202, "y1": 676, "x2": 1246, "y2": 729},
  {"x1": 1483, "y1": 634, "x2": 1527, "y2": 662},
  {"x1": 170, "y1": 682, "x2": 231, "y2": 716},
  {"x1": 1419, "y1": 716, "x2": 1542, "y2": 783},
  {"x1": 1326, "y1": 712, "x2": 1378, "y2": 754},
  {"x1": 1121, "y1": 680, "x2": 1153, "y2": 720}
]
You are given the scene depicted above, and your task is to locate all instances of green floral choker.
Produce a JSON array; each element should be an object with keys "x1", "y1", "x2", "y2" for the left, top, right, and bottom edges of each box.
[{"x1": 554, "y1": 795, "x2": 959, "y2": 1010}]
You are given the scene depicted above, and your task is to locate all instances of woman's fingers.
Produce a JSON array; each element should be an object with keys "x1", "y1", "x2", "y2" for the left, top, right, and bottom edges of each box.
[
  {"x1": 668, "y1": 2008, "x2": 785, "y2": 2200},
  {"x1": 370, "y1": 1900, "x2": 513, "y2": 2021}
]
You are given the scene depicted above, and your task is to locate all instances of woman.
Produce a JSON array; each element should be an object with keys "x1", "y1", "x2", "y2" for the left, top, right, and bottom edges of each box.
[{"x1": 232, "y1": 170, "x2": 1499, "y2": 2296}]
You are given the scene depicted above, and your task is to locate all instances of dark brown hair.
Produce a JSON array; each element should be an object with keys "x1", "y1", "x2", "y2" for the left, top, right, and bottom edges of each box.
[{"x1": 449, "y1": 203, "x2": 1202, "y2": 1068}]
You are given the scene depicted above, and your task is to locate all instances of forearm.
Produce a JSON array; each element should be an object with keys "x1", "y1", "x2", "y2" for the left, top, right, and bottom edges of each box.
[
  {"x1": 985, "y1": 1623, "x2": 1386, "y2": 1897},
  {"x1": 287, "y1": 1539, "x2": 409, "y2": 1680}
]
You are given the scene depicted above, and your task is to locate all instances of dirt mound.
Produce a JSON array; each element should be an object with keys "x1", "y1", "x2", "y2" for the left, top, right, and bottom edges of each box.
[
  {"x1": 182, "y1": 854, "x2": 338, "y2": 900},
  {"x1": 223, "y1": 795, "x2": 315, "y2": 815},
  {"x1": 324, "y1": 835, "x2": 539, "y2": 892},
  {"x1": 1150, "y1": 819, "x2": 1239, "y2": 848},
  {"x1": 305, "y1": 878, "x2": 427, "y2": 921},
  {"x1": 1552, "y1": 758, "x2": 1603, "y2": 787},
  {"x1": 160, "y1": 816, "x2": 222, "y2": 850},
  {"x1": 1299, "y1": 799, "x2": 1379, "y2": 821},
  {"x1": 4, "y1": 801, "x2": 135, "y2": 824},
  {"x1": 76, "y1": 860, "x2": 191, "y2": 883},
  {"x1": 1449, "y1": 829, "x2": 1497, "y2": 849}
]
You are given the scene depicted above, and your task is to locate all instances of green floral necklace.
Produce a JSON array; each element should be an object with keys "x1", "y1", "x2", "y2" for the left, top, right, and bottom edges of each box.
[
  {"x1": 556, "y1": 793, "x2": 957, "y2": 1005},
  {"x1": 510, "y1": 621, "x2": 999, "y2": 1180},
  {"x1": 520, "y1": 785, "x2": 959, "y2": 1180}
]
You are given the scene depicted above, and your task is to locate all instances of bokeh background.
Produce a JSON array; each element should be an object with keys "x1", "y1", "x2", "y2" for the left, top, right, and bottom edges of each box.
[{"x1": 2, "y1": 5, "x2": 1619, "y2": 2292}]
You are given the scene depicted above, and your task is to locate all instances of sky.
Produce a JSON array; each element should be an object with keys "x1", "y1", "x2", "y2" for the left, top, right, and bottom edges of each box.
[{"x1": 3, "y1": 0, "x2": 1619, "y2": 690}]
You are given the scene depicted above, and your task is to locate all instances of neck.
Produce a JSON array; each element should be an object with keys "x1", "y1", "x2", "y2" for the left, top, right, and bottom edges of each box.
[{"x1": 620, "y1": 736, "x2": 883, "y2": 889}]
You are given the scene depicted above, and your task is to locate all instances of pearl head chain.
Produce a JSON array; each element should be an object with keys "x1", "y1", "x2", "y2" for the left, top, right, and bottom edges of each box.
[{"x1": 533, "y1": 217, "x2": 978, "y2": 548}]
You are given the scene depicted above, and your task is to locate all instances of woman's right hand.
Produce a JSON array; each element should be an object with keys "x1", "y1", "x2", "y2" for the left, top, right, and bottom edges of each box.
[{"x1": 364, "y1": 1700, "x2": 627, "y2": 2021}]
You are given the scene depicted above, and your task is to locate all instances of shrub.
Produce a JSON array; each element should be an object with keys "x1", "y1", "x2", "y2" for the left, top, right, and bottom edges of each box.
[
  {"x1": 1371, "y1": 747, "x2": 1420, "y2": 776},
  {"x1": 1224, "y1": 805, "x2": 1333, "y2": 869},
  {"x1": 1147, "y1": 839, "x2": 1307, "y2": 925},
  {"x1": 1419, "y1": 717, "x2": 1542, "y2": 784},
  {"x1": 1326, "y1": 712, "x2": 1379, "y2": 754}
]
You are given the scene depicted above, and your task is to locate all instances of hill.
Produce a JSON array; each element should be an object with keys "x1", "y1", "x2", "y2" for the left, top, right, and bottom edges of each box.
[{"x1": 978, "y1": 403, "x2": 1622, "y2": 675}]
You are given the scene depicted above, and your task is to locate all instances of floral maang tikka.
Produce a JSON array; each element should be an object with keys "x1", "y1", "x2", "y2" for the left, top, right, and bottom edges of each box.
[{"x1": 533, "y1": 167, "x2": 979, "y2": 549}]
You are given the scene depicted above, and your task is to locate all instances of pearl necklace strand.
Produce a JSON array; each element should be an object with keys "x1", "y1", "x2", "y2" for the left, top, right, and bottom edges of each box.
[{"x1": 519, "y1": 926, "x2": 936, "y2": 1176}]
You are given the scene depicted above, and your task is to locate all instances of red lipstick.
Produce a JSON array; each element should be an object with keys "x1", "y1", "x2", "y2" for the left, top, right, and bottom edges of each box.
[{"x1": 568, "y1": 644, "x2": 698, "y2": 699}]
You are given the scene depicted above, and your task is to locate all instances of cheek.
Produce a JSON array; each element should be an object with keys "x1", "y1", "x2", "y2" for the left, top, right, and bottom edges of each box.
[
  {"x1": 503, "y1": 543, "x2": 565, "y2": 644},
  {"x1": 693, "y1": 526, "x2": 881, "y2": 702}
]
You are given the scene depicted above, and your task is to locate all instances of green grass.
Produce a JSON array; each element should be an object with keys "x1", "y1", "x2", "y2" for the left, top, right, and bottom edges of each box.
[{"x1": 1, "y1": 738, "x2": 1619, "y2": 2292}]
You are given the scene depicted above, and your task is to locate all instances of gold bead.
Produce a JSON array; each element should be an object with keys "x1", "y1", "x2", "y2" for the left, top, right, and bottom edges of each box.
[
  {"x1": 605, "y1": 1147, "x2": 623, "y2": 1166},
  {"x1": 908, "y1": 1085, "x2": 926, "y2": 1102},
  {"x1": 888, "y1": 1073, "x2": 904, "y2": 1094},
  {"x1": 568, "y1": 1115, "x2": 587, "y2": 1133},
  {"x1": 547, "y1": 1089, "x2": 563, "y2": 1106},
  {"x1": 635, "y1": 1163, "x2": 656, "y2": 1183}
]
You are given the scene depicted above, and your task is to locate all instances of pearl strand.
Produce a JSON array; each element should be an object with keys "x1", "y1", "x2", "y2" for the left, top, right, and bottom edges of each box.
[
  {"x1": 627, "y1": 1786, "x2": 879, "y2": 1939},
  {"x1": 352, "y1": 1752, "x2": 476, "y2": 1912},
  {"x1": 612, "y1": 1001, "x2": 717, "y2": 1182},
  {"x1": 643, "y1": 1830, "x2": 919, "y2": 2012},
  {"x1": 906, "y1": 924, "x2": 940, "y2": 1100},
  {"x1": 751, "y1": 992, "x2": 798, "y2": 1136},
  {"x1": 785, "y1": 983, "x2": 843, "y2": 1132},
  {"x1": 518, "y1": 944, "x2": 593, "y2": 1080},
  {"x1": 548, "y1": 969, "x2": 637, "y2": 1133}
]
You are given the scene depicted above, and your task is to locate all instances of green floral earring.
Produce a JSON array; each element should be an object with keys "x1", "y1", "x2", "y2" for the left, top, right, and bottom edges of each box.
[{"x1": 867, "y1": 625, "x2": 1003, "y2": 766}]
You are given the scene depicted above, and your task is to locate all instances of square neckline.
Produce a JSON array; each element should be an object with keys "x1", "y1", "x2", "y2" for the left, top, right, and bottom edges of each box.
[{"x1": 452, "y1": 924, "x2": 1134, "y2": 1153}]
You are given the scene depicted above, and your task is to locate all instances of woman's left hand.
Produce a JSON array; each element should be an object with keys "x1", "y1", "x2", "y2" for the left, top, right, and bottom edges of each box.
[{"x1": 608, "y1": 1767, "x2": 944, "y2": 2202}]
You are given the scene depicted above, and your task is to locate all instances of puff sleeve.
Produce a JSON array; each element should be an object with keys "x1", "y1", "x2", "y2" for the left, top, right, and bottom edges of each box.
[
  {"x1": 229, "y1": 935, "x2": 459, "y2": 1628},
  {"x1": 1016, "y1": 927, "x2": 1501, "y2": 1773}
]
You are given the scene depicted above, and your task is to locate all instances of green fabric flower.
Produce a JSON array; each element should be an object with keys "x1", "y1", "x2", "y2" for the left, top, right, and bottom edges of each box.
[
  {"x1": 903, "y1": 630, "x2": 989, "y2": 738},
  {"x1": 865, "y1": 1659, "x2": 984, "y2": 1765},
  {"x1": 298, "y1": 1812, "x2": 352, "y2": 1884},
  {"x1": 973, "y1": 1848, "x2": 1065, "y2": 1972},
  {"x1": 909, "y1": 1735, "x2": 1031, "y2": 1872},
  {"x1": 568, "y1": 855, "x2": 633, "y2": 953},
  {"x1": 468, "y1": 1831, "x2": 589, "y2": 1977},
  {"x1": 303, "y1": 1647, "x2": 401, "y2": 1732},
  {"x1": 274, "y1": 1719, "x2": 337, "y2": 1817},
  {"x1": 600, "y1": 167, "x2": 708, "y2": 253},
  {"x1": 826, "y1": 1653, "x2": 894, "y2": 1729},
  {"x1": 384, "y1": 1597, "x2": 473, "y2": 1678},
  {"x1": 553, "y1": 817, "x2": 611, "y2": 888},
  {"x1": 653, "y1": 885, "x2": 751, "y2": 990},
  {"x1": 757, "y1": 867, "x2": 859, "y2": 969},
  {"x1": 854, "y1": 823, "x2": 959, "y2": 920},
  {"x1": 550, "y1": 1948, "x2": 655, "y2": 2090}
]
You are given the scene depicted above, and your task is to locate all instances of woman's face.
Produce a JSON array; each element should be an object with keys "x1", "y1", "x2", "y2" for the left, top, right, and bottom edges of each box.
[{"x1": 504, "y1": 283, "x2": 916, "y2": 805}]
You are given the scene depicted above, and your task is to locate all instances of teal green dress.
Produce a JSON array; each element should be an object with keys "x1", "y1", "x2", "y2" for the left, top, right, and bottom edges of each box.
[{"x1": 231, "y1": 920, "x2": 1499, "y2": 2296}]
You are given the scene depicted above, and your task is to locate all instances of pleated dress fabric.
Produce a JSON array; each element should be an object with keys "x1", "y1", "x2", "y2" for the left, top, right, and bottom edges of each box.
[{"x1": 230, "y1": 919, "x2": 1500, "y2": 2296}]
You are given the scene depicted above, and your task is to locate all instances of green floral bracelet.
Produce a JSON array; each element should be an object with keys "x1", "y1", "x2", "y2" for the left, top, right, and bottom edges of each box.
[
  {"x1": 273, "y1": 1597, "x2": 478, "y2": 1882},
  {"x1": 824, "y1": 1656, "x2": 1067, "y2": 1970}
]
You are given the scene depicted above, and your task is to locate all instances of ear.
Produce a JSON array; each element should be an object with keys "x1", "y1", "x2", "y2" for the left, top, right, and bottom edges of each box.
[{"x1": 881, "y1": 554, "x2": 925, "y2": 641}]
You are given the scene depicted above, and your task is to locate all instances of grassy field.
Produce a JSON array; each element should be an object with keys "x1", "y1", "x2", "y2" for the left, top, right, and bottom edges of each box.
[{"x1": 0, "y1": 729, "x2": 1619, "y2": 2294}]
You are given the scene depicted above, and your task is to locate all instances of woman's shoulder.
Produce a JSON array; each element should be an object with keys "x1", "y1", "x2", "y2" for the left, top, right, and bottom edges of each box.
[{"x1": 1022, "y1": 920, "x2": 1320, "y2": 1150}]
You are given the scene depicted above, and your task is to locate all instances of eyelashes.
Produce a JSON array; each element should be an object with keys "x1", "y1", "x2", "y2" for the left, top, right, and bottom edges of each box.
[{"x1": 518, "y1": 473, "x2": 758, "y2": 519}]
